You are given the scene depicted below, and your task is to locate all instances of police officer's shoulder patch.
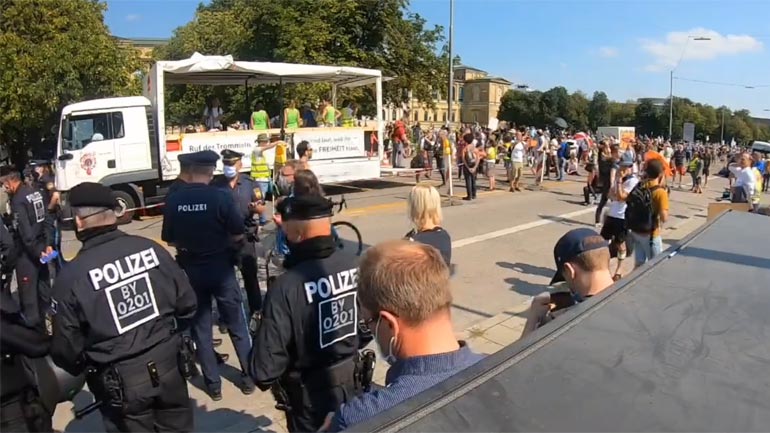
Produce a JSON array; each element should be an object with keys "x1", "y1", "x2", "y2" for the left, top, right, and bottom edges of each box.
[
  {"x1": 88, "y1": 247, "x2": 162, "y2": 334},
  {"x1": 303, "y1": 268, "x2": 359, "y2": 349}
]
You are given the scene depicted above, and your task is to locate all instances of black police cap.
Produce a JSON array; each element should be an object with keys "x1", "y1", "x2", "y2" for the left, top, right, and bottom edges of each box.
[
  {"x1": 220, "y1": 149, "x2": 244, "y2": 164},
  {"x1": 277, "y1": 195, "x2": 333, "y2": 221},
  {"x1": 178, "y1": 150, "x2": 220, "y2": 167},
  {"x1": 69, "y1": 182, "x2": 118, "y2": 209}
]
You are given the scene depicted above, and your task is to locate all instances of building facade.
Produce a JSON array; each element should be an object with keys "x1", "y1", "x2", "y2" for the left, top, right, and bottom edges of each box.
[{"x1": 383, "y1": 65, "x2": 512, "y2": 128}]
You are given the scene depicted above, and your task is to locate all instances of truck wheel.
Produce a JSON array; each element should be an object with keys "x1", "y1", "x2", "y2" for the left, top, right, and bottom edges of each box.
[{"x1": 112, "y1": 190, "x2": 136, "y2": 225}]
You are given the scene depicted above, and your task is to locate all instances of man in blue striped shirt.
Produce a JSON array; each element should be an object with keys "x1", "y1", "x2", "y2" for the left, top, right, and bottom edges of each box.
[{"x1": 324, "y1": 240, "x2": 483, "y2": 431}]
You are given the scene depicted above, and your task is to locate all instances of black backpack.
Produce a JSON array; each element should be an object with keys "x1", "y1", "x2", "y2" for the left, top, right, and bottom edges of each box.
[{"x1": 625, "y1": 182, "x2": 661, "y2": 233}]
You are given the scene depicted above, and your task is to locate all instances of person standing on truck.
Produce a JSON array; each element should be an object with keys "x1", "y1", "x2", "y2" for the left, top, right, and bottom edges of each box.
[
  {"x1": 284, "y1": 101, "x2": 301, "y2": 130},
  {"x1": 0, "y1": 166, "x2": 52, "y2": 328},
  {"x1": 202, "y1": 97, "x2": 224, "y2": 131},
  {"x1": 520, "y1": 228, "x2": 614, "y2": 338},
  {"x1": 50, "y1": 182, "x2": 198, "y2": 432},
  {"x1": 250, "y1": 103, "x2": 271, "y2": 131},
  {"x1": 251, "y1": 133, "x2": 279, "y2": 224},
  {"x1": 321, "y1": 98, "x2": 340, "y2": 127},
  {"x1": 341, "y1": 102, "x2": 358, "y2": 128},
  {"x1": 249, "y1": 194, "x2": 364, "y2": 433},
  {"x1": 212, "y1": 149, "x2": 266, "y2": 324},
  {"x1": 301, "y1": 103, "x2": 317, "y2": 128},
  {"x1": 162, "y1": 151, "x2": 255, "y2": 401}
]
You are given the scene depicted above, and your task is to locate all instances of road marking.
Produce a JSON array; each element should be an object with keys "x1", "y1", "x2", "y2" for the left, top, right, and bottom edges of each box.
[{"x1": 452, "y1": 207, "x2": 595, "y2": 249}]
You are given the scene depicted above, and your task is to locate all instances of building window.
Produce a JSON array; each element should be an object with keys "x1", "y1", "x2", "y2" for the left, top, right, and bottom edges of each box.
[
  {"x1": 458, "y1": 86, "x2": 464, "y2": 102},
  {"x1": 443, "y1": 112, "x2": 447, "y2": 122},
  {"x1": 473, "y1": 86, "x2": 480, "y2": 102},
  {"x1": 424, "y1": 111, "x2": 429, "y2": 122}
]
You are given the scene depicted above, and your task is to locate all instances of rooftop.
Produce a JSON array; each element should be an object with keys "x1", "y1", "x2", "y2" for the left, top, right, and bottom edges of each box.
[{"x1": 115, "y1": 36, "x2": 170, "y2": 47}]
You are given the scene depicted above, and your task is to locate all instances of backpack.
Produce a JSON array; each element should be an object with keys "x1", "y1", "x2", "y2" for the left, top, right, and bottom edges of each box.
[{"x1": 625, "y1": 182, "x2": 661, "y2": 233}]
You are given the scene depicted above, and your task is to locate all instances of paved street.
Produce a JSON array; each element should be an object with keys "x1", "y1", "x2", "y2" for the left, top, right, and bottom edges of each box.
[{"x1": 54, "y1": 167, "x2": 732, "y2": 432}]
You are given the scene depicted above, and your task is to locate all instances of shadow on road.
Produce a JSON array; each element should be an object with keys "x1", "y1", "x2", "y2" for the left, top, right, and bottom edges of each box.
[
  {"x1": 496, "y1": 261, "x2": 552, "y2": 296},
  {"x1": 538, "y1": 213, "x2": 593, "y2": 227},
  {"x1": 64, "y1": 394, "x2": 275, "y2": 433}
]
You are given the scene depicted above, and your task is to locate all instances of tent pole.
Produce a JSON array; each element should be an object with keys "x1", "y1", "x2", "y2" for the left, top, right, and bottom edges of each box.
[
  {"x1": 245, "y1": 79, "x2": 250, "y2": 127},
  {"x1": 376, "y1": 77, "x2": 384, "y2": 164},
  {"x1": 279, "y1": 77, "x2": 285, "y2": 140}
]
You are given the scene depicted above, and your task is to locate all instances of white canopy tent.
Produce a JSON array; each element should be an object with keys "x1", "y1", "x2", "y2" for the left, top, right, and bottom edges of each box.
[{"x1": 146, "y1": 52, "x2": 385, "y2": 159}]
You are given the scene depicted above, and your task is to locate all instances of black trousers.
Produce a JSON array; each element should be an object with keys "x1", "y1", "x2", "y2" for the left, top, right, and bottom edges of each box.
[
  {"x1": 14, "y1": 256, "x2": 50, "y2": 328},
  {"x1": 594, "y1": 186, "x2": 610, "y2": 224},
  {"x1": 97, "y1": 341, "x2": 193, "y2": 433},
  {"x1": 0, "y1": 389, "x2": 52, "y2": 433},
  {"x1": 282, "y1": 376, "x2": 357, "y2": 433},
  {"x1": 463, "y1": 166, "x2": 477, "y2": 199},
  {"x1": 237, "y1": 239, "x2": 262, "y2": 314}
]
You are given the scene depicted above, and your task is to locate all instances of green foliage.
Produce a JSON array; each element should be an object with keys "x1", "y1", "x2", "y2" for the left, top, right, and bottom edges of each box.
[
  {"x1": 498, "y1": 87, "x2": 764, "y2": 143},
  {"x1": 157, "y1": 0, "x2": 448, "y2": 125},
  {"x1": 0, "y1": 0, "x2": 139, "y2": 163}
]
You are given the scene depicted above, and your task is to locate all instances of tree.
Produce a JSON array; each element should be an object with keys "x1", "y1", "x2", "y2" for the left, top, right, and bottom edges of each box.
[
  {"x1": 608, "y1": 102, "x2": 635, "y2": 126},
  {"x1": 497, "y1": 90, "x2": 542, "y2": 126},
  {"x1": 158, "y1": 0, "x2": 448, "y2": 123},
  {"x1": 540, "y1": 86, "x2": 570, "y2": 124},
  {"x1": 567, "y1": 91, "x2": 589, "y2": 131},
  {"x1": 588, "y1": 91, "x2": 610, "y2": 130},
  {"x1": 0, "y1": 0, "x2": 139, "y2": 165}
]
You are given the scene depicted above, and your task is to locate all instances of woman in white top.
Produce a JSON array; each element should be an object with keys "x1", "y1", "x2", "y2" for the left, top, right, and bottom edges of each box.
[{"x1": 202, "y1": 97, "x2": 224, "y2": 131}]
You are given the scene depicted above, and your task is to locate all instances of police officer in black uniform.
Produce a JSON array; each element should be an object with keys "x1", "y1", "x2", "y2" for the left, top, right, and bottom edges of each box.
[
  {"x1": 162, "y1": 150, "x2": 256, "y2": 401},
  {"x1": 50, "y1": 182, "x2": 198, "y2": 432},
  {"x1": 0, "y1": 165, "x2": 52, "y2": 328},
  {"x1": 1, "y1": 286, "x2": 53, "y2": 432},
  {"x1": 211, "y1": 149, "x2": 265, "y2": 320},
  {"x1": 249, "y1": 194, "x2": 364, "y2": 433}
]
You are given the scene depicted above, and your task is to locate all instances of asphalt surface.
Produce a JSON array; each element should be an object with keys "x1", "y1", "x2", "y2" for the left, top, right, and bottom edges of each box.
[{"x1": 54, "y1": 166, "x2": 736, "y2": 432}]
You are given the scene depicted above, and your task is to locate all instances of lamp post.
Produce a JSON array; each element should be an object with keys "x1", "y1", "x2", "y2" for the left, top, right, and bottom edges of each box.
[
  {"x1": 446, "y1": 0, "x2": 455, "y2": 198},
  {"x1": 668, "y1": 36, "x2": 711, "y2": 140}
]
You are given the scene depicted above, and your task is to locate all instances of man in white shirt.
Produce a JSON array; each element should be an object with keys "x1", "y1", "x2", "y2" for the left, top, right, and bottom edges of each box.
[
  {"x1": 510, "y1": 132, "x2": 526, "y2": 192},
  {"x1": 600, "y1": 160, "x2": 637, "y2": 279},
  {"x1": 728, "y1": 152, "x2": 756, "y2": 203}
]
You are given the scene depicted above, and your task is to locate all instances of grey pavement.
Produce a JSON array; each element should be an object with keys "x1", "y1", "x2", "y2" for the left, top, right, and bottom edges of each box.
[{"x1": 53, "y1": 167, "x2": 736, "y2": 432}]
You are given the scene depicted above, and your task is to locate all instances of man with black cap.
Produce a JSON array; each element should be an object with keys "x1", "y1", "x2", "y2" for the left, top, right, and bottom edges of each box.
[
  {"x1": 162, "y1": 150, "x2": 256, "y2": 400},
  {"x1": 0, "y1": 165, "x2": 52, "y2": 328},
  {"x1": 249, "y1": 194, "x2": 363, "y2": 433},
  {"x1": 520, "y1": 228, "x2": 615, "y2": 338},
  {"x1": 49, "y1": 182, "x2": 198, "y2": 432},
  {"x1": 211, "y1": 149, "x2": 265, "y2": 321}
]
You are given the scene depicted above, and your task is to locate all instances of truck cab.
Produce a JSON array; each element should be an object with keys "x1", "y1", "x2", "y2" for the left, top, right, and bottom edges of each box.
[{"x1": 56, "y1": 96, "x2": 158, "y2": 224}]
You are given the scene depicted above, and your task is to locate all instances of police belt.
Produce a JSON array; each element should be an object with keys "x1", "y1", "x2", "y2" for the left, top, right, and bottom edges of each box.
[
  {"x1": 290, "y1": 355, "x2": 359, "y2": 392},
  {"x1": 95, "y1": 337, "x2": 180, "y2": 389}
]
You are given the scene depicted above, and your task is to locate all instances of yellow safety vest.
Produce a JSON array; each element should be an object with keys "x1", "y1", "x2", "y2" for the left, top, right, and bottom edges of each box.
[{"x1": 251, "y1": 149, "x2": 271, "y2": 180}]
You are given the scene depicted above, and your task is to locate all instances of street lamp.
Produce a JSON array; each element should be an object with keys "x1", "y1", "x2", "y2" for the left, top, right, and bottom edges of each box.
[{"x1": 669, "y1": 36, "x2": 711, "y2": 140}]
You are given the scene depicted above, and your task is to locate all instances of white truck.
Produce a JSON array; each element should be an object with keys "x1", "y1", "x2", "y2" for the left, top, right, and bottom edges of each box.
[
  {"x1": 596, "y1": 126, "x2": 635, "y2": 150},
  {"x1": 55, "y1": 53, "x2": 385, "y2": 223}
]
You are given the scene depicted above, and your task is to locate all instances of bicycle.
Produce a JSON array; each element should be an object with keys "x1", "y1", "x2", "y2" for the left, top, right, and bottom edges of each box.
[{"x1": 263, "y1": 195, "x2": 363, "y2": 287}]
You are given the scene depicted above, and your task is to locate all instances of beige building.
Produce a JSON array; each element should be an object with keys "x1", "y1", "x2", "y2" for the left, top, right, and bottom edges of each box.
[
  {"x1": 115, "y1": 37, "x2": 168, "y2": 64},
  {"x1": 383, "y1": 65, "x2": 512, "y2": 128}
]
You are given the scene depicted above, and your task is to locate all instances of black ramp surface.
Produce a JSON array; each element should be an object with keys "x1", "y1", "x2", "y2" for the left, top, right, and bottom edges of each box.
[{"x1": 362, "y1": 211, "x2": 770, "y2": 432}]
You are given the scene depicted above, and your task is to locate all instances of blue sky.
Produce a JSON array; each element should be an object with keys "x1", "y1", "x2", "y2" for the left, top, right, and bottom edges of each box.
[{"x1": 105, "y1": 0, "x2": 769, "y2": 117}]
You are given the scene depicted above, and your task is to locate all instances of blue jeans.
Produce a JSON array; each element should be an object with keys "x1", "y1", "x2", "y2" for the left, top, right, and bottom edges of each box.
[
  {"x1": 630, "y1": 232, "x2": 663, "y2": 268},
  {"x1": 184, "y1": 258, "x2": 252, "y2": 388},
  {"x1": 255, "y1": 181, "x2": 270, "y2": 225}
]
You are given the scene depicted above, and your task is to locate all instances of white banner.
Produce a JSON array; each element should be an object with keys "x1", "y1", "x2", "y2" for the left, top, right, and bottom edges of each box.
[
  {"x1": 161, "y1": 131, "x2": 274, "y2": 179},
  {"x1": 292, "y1": 129, "x2": 366, "y2": 161},
  {"x1": 683, "y1": 122, "x2": 695, "y2": 144}
]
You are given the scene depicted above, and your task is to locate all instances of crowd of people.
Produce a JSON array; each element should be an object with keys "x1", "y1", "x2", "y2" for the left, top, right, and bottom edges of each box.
[
  {"x1": 1, "y1": 117, "x2": 768, "y2": 432},
  {"x1": 189, "y1": 97, "x2": 363, "y2": 133}
]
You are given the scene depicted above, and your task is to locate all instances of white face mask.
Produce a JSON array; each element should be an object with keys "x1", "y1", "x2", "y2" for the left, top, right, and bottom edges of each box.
[
  {"x1": 223, "y1": 165, "x2": 238, "y2": 179},
  {"x1": 374, "y1": 316, "x2": 398, "y2": 365}
]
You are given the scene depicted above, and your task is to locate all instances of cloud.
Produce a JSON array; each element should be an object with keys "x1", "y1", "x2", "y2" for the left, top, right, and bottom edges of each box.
[
  {"x1": 125, "y1": 14, "x2": 141, "y2": 22},
  {"x1": 598, "y1": 46, "x2": 618, "y2": 58},
  {"x1": 641, "y1": 28, "x2": 763, "y2": 72}
]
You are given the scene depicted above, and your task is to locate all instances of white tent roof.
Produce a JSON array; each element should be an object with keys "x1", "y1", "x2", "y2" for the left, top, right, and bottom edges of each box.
[{"x1": 157, "y1": 53, "x2": 383, "y2": 88}]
